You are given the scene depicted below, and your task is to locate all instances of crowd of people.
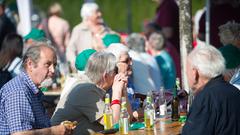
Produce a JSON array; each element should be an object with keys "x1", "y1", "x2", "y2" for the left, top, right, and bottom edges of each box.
[{"x1": 0, "y1": 0, "x2": 240, "y2": 135}]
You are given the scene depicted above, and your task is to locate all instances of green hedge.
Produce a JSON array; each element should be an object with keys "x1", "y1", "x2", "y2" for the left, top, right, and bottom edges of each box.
[{"x1": 8, "y1": 0, "x2": 205, "y2": 32}]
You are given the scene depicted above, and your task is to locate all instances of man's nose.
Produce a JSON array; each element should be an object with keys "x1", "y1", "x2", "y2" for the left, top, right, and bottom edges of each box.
[{"x1": 49, "y1": 64, "x2": 55, "y2": 73}]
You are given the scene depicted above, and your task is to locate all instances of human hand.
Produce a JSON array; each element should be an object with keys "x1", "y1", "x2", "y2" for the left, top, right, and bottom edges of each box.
[
  {"x1": 51, "y1": 121, "x2": 76, "y2": 135},
  {"x1": 112, "y1": 73, "x2": 128, "y2": 99},
  {"x1": 117, "y1": 62, "x2": 128, "y2": 75}
]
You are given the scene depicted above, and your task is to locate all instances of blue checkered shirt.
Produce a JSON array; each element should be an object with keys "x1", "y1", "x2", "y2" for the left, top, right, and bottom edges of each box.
[{"x1": 0, "y1": 72, "x2": 50, "y2": 134}]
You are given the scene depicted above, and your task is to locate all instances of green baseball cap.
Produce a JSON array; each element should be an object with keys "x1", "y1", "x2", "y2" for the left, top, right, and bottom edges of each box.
[
  {"x1": 24, "y1": 28, "x2": 46, "y2": 41},
  {"x1": 219, "y1": 44, "x2": 240, "y2": 69},
  {"x1": 102, "y1": 34, "x2": 121, "y2": 47},
  {"x1": 75, "y1": 49, "x2": 96, "y2": 71}
]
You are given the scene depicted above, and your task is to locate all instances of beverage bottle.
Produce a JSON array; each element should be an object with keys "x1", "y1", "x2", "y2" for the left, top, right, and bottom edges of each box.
[
  {"x1": 103, "y1": 93, "x2": 113, "y2": 130},
  {"x1": 171, "y1": 78, "x2": 180, "y2": 121},
  {"x1": 144, "y1": 91, "x2": 155, "y2": 130},
  {"x1": 119, "y1": 97, "x2": 129, "y2": 134},
  {"x1": 159, "y1": 87, "x2": 167, "y2": 119}
]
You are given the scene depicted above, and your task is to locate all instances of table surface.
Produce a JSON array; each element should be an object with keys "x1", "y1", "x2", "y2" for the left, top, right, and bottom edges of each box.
[
  {"x1": 43, "y1": 88, "x2": 184, "y2": 135},
  {"x1": 43, "y1": 88, "x2": 62, "y2": 96},
  {"x1": 94, "y1": 119, "x2": 183, "y2": 135}
]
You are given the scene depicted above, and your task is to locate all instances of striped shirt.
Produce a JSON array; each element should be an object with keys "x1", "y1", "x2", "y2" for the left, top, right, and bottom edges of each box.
[{"x1": 0, "y1": 71, "x2": 50, "y2": 134}]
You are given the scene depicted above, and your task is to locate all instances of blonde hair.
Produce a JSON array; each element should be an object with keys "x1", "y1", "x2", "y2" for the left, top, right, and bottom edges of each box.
[{"x1": 49, "y1": 2, "x2": 62, "y2": 15}]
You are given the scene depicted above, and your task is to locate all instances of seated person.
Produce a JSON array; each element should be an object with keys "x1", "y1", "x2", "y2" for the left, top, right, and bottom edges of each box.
[
  {"x1": 60, "y1": 49, "x2": 96, "y2": 99},
  {"x1": 182, "y1": 45, "x2": 240, "y2": 134},
  {"x1": 218, "y1": 21, "x2": 240, "y2": 82},
  {"x1": 230, "y1": 68, "x2": 240, "y2": 90},
  {"x1": 51, "y1": 51, "x2": 130, "y2": 135},
  {"x1": 147, "y1": 32, "x2": 176, "y2": 90}
]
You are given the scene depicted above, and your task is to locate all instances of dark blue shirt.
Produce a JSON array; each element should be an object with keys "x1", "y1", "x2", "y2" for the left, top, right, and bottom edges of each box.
[
  {"x1": 182, "y1": 76, "x2": 240, "y2": 135},
  {"x1": 0, "y1": 72, "x2": 50, "y2": 134}
]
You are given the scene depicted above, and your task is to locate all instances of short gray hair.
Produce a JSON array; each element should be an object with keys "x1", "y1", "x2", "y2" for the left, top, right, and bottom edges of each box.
[
  {"x1": 148, "y1": 32, "x2": 165, "y2": 51},
  {"x1": 22, "y1": 42, "x2": 56, "y2": 69},
  {"x1": 126, "y1": 33, "x2": 145, "y2": 52},
  {"x1": 188, "y1": 45, "x2": 226, "y2": 78},
  {"x1": 218, "y1": 21, "x2": 240, "y2": 45},
  {"x1": 85, "y1": 51, "x2": 117, "y2": 84},
  {"x1": 105, "y1": 43, "x2": 129, "y2": 61},
  {"x1": 80, "y1": 2, "x2": 99, "y2": 21}
]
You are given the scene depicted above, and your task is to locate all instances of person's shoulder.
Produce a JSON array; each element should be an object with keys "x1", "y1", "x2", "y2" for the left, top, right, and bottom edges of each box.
[
  {"x1": 56, "y1": 17, "x2": 70, "y2": 26},
  {"x1": 1, "y1": 75, "x2": 27, "y2": 99},
  {"x1": 68, "y1": 82, "x2": 96, "y2": 95},
  {"x1": 203, "y1": 77, "x2": 240, "y2": 97},
  {"x1": 157, "y1": 50, "x2": 171, "y2": 62},
  {"x1": 2, "y1": 75, "x2": 26, "y2": 91},
  {"x1": 74, "y1": 22, "x2": 87, "y2": 29}
]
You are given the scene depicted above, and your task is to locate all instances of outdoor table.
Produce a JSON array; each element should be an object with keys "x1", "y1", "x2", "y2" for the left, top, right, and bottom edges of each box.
[{"x1": 94, "y1": 119, "x2": 183, "y2": 135}]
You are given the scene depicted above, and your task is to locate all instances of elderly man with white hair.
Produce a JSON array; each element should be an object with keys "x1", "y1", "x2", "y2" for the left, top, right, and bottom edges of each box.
[
  {"x1": 182, "y1": 45, "x2": 240, "y2": 135},
  {"x1": 66, "y1": 2, "x2": 113, "y2": 71}
]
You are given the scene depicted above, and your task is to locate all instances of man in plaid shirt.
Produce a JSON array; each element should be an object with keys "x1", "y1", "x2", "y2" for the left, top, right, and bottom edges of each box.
[{"x1": 0, "y1": 43, "x2": 73, "y2": 135}]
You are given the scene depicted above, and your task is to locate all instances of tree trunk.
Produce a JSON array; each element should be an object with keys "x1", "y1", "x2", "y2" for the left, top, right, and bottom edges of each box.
[{"x1": 179, "y1": 0, "x2": 193, "y2": 92}]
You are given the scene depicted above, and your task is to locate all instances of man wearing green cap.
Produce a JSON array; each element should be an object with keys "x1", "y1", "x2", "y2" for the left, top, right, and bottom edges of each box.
[
  {"x1": 23, "y1": 28, "x2": 47, "y2": 51},
  {"x1": 66, "y1": 2, "x2": 115, "y2": 72},
  {"x1": 59, "y1": 49, "x2": 96, "y2": 99},
  {"x1": 75, "y1": 49, "x2": 97, "y2": 71},
  {"x1": 102, "y1": 34, "x2": 121, "y2": 47},
  {"x1": 24, "y1": 28, "x2": 46, "y2": 41}
]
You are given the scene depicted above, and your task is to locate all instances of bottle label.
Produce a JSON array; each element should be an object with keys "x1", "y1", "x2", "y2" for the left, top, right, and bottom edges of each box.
[
  {"x1": 160, "y1": 104, "x2": 167, "y2": 116},
  {"x1": 119, "y1": 118, "x2": 129, "y2": 134}
]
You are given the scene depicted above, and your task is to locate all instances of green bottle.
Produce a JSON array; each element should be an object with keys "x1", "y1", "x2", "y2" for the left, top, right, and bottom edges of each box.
[{"x1": 171, "y1": 78, "x2": 180, "y2": 121}]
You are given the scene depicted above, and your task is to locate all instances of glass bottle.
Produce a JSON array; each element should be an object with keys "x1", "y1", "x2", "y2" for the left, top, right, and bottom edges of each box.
[
  {"x1": 144, "y1": 91, "x2": 155, "y2": 130},
  {"x1": 103, "y1": 93, "x2": 113, "y2": 130},
  {"x1": 171, "y1": 78, "x2": 180, "y2": 121},
  {"x1": 119, "y1": 97, "x2": 129, "y2": 134},
  {"x1": 159, "y1": 87, "x2": 167, "y2": 119}
]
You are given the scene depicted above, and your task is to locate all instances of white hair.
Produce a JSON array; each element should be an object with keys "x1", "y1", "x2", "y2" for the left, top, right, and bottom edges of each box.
[
  {"x1": 105, "y1": 43, "x2": 129, "y2": 61},
  {"x1": 218, "y1": 21, "x2": 240, "y2": 45},
  {"x1": 126, "y1": 33, "x2": 145, "y2": 52},
  {"x1": 85, "y1": 51, "x2": 117, "y2": 84},
  {"x1": 80, "y1": 2, "x2": 99, "y2": 21},
  {"x1": 188, "y1": 45, "x2": 226, "y2": 78}
]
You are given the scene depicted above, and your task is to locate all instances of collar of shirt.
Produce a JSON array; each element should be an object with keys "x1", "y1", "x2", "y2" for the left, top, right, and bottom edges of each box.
[{"x1": 21, "y1": 71, "x2": 39, "y2": 95}]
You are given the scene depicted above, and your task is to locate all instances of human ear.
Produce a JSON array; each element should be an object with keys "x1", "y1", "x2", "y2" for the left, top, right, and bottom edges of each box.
[
  {"x1": 102, "y1": 72, "x2": 108, "y2": 81},
  {"x1": 26, "y1": 58, "x2": 34, "y2": 72},
  {"x1": 193, "y1": 68, "x2": 199, "y2": 85}
]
